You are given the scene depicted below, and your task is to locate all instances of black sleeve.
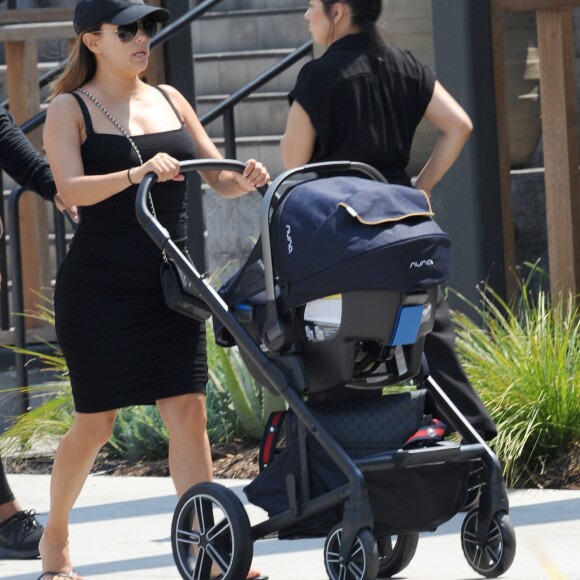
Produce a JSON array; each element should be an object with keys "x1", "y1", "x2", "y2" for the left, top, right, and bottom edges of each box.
[
  {"x1": 0, "y1": 107, "x2": 56, "y2": 201},
  {"x1": 401, "y1": 49, "x2": 435, "y2": 118},
  {"x1": 288, "y1": 61, "x2": 326, "y2": 112}
]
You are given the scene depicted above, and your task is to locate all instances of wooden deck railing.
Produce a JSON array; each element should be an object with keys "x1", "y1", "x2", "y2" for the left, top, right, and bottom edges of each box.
[
  {"x1": 0, "y1": 12, "x2": 75, "y2": 331},
  {"x1": 491, "y1": 0, "x2": 580, "y2": 297}
]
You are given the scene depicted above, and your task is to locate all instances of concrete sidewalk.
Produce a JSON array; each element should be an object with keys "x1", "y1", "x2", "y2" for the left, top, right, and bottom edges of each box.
[{"x1": 1, "y1": 473, "x2": 579, "y2": 580}]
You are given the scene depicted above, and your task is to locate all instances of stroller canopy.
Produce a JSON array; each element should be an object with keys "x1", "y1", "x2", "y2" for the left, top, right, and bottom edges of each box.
[{"x1": 221, "y1": 176, "x2": 452, "y2": 311}]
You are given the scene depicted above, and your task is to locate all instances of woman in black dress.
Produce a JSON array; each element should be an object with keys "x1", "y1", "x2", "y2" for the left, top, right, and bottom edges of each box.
[
  {"x1": 40, "y1": 1, "x2": 269, "y2": 579},
  {"x1": 281, "y1": 0, "x2": 497, "y2": 440}
]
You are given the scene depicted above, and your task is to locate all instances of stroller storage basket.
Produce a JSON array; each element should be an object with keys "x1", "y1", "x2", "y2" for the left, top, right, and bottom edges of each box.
[{"x1": 245, "y1": 391, "x2": 470, "y2": 538}]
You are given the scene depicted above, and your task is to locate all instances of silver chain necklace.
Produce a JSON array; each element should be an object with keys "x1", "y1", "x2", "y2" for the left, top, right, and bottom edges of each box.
[{"x1": 77, "y1": 88, "x2": 143, "y2": 165}]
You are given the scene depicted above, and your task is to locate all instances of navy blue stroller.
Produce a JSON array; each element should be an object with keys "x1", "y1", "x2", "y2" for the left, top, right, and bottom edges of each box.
[{"x1": 136, "y1": 160, "x2": 516, "y2": 580}]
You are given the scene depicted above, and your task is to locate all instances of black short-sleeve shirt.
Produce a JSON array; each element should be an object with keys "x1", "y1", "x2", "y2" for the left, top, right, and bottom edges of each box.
[{"x1": 289, "y1": 33, "x2": 435, "y2": 185}]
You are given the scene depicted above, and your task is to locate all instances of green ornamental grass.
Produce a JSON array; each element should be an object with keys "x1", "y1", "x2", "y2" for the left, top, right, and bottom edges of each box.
[
  {"x1": 0, "y1": 294, "x2": 277, "y2": 461},
  {"x1": 452, "y1": 281, "x2": 580, "y2": 487},
  {"x1": 4, "y1": 279, "x2": 578, "y2": 488}
]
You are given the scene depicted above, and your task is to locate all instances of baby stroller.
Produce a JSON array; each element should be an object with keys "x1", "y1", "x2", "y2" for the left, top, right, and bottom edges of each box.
[{"x1": 136, "y1": 159, "x2": 516, "y2": 580}]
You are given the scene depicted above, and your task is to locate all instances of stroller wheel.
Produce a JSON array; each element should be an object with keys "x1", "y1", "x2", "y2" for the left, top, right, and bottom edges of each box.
[
  {"x1": 376, "y1": 533, "x2": 419, "y2": 577},
  {"x1": 324, "y1": 523, "x2": 379, "y2": 580},
  {"x1": 171, "y1": 482, "x2": 253, "y2": 580},
  {"x1": 461, "y1": 508, "x2": 516, "y2": 578}
]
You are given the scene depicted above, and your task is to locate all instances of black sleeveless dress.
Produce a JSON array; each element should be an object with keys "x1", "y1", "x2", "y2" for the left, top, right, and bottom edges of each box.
[{"x1": 54, "y1": 90, "x2": 207, "y2": 413}]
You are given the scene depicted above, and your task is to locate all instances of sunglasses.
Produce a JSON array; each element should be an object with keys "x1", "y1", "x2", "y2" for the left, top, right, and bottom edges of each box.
[{"x1": 92, "y1": 18, "x2": 159, "y2": 43}]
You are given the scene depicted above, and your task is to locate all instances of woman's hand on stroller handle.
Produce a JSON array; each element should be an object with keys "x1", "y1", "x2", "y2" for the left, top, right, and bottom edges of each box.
[{"x1": 236, "y1": 158, "x2": 270, "y2": 193}]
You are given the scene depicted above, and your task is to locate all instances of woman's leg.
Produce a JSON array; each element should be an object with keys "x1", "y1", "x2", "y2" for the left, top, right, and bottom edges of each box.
[
  {"x1": 39, "y1": 410, "x2": 117, "y2": 577},
  {"x1": 423, "y1": 287, "x2": 497, "y2": 440},
  {"x1": 157, "y1": 394, "x2": 267, "y2": 580},
  {"x1": 156, "y1": 393, "x2": 212, "y2": 496}
]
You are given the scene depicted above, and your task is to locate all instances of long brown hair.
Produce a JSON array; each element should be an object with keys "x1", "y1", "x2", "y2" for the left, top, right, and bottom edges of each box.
[{"x1": 49, "y1": 33, "x2": 98, "y2": 99}]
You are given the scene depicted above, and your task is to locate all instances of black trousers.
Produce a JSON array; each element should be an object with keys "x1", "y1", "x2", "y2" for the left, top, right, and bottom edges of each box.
[
  {"x1": 424, "y1": 288, "x2": 497, "y2": 440},
  {"x1": 0, "y1": 456, "x2": 15, "y2": 505}
]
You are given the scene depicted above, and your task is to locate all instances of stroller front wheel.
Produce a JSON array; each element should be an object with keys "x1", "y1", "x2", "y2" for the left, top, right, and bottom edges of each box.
[
  {"x1": 171, "y1": 482, "x2": 253, "y2": 580},
  {"x1": 461, "y1": 508, "x2": 516, "y2": 578},
  {"x1": 324, "y1": 523, "x2": 379, "y2": 580}
]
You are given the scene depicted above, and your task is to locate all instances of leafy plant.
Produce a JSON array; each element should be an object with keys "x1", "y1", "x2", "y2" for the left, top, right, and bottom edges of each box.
[
  {"x1": 452, "y1": 277, "x2": 580, "y2": 487},
  {"x1": 0, "y1": 295, "x2": 73, "y2": 456},
  {"x1": 206, "y1": 324, "x2": 285, "y2": 441},
  {"x1": 1, "y1": 293, "x2": 279, "y2": 461}
]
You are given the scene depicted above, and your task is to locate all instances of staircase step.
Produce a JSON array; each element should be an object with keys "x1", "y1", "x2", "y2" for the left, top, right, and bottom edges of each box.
[
  {"x1": 205, "y1": 0, "x2": 308, "y2": 12},
  {"x1": 202, "y1": 186, "x2": 262, "y2": 273},
  {"x1": 194, "y1": 49, "x2": 310, "y2": 95},
  {"x1": 192, "y1": 7, "x2": 309, "y2": 53},
  {"x1": 212, "y1": 135, "x2": 284, "y2": 177},
  {"x1": 198, "y1": 91, "x2": 289, "y2": 138},
  {"x1": 0, "y1": 61, "x2": 58, "y2": 102}
]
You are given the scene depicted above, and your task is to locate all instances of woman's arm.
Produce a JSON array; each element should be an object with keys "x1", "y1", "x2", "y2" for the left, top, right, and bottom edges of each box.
[
  {"x1": 280, "y1": 100, "x2": 317, "y2": 169},
  {"x1": 43, "y1": 94, "x2": 183, "y2": 207},
  {"x1": 414, "y1": 81, "x2": 473, "y2": 196},
  {"x1": 159, "y1": 85, "x2": 269, "y2": 197},
  {"x1": 0, "y1": 106, "x2": 57, "y2": 201}
]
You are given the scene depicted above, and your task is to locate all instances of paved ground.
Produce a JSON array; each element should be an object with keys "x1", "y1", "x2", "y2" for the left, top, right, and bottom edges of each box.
[{"x1": 1, "y1": 473, "x2": 579, "y2": 580}]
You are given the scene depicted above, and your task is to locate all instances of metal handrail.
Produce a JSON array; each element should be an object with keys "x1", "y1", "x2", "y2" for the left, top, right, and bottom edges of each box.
[
  {"x1": 7, "y1": 186, "x2": 27, "y2": 390},
  {"x1": 200, "y1": 40, "x2": 313, "y2": 159},
  {"x1": 7, "y1": 185, "x2": 69, "y2": 390},
  {"x1": 5, "y1": 4, "x2": 313, "y2": 387}
]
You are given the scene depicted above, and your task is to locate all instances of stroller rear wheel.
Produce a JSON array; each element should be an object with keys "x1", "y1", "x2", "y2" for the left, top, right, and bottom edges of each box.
[
  {"x1": 461, "y1": 508, "x2": 516, "y2": 578},
  {"x1": 324, "y1": 523, "x2": 379, "y2": 580},
  {"x1": 376, "y1": 533, "x2": 419, "y2": 577},
  {"x1": 171, "y1": 482, "x2": 253, "y2": 580}
]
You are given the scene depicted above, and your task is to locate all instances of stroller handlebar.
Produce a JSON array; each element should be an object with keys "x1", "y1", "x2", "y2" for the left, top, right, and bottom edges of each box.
[{"x1": 135, "y1": 159, "x2": 267, "y2": 250}]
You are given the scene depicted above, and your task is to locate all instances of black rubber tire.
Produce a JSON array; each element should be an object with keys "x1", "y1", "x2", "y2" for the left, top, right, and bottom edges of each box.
[
  {"x1": 324, "y1": 523, "x2": 379, "y2": 580},
  {"x1": 171, "y1": 482, "x2": 253, "y2": 580},
  {"x1": 461, "y1": 509, "x2": 516, "y2": 578},
  {"x1": 376, "y1": 533, "x2": 419, "y2": 577}
]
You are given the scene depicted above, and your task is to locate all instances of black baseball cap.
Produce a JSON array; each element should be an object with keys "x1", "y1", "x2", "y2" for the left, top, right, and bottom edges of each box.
[{"x1": 73, "y1": 0, "x2": 170, "y2": 34}]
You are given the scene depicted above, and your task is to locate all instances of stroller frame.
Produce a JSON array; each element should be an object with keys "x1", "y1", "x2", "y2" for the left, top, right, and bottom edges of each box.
[{"x1": 136, "y1": 160, "x2": 515, "y2": 580}]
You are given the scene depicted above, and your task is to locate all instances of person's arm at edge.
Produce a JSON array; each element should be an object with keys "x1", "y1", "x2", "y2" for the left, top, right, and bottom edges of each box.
[
  {"x1": 280, "y1": 100, "x2": 316, "y2": 169},
  {"x1": 414, "y1": 81, "x2": 473, "y2": 197},
  {"x1": 0, "y1": 105, "x2": 56, "y2": 201},
  {"x1": 0, "y1": 105, "x2": 78, "y2": 221}
]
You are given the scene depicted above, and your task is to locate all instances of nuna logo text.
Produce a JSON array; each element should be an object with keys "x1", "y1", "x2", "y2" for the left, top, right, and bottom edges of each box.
[{"x1": 409, "y1": 259, "x2": 434, "y2": 269}]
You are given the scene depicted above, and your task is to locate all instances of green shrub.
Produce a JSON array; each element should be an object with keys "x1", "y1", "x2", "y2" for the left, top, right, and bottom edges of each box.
[
  {"x1": 453, "y1": 281, "x2": 580, "y2": 487},
  {"x1": 0, "y1": 295, "x2": 277, "y2": 461},
  {"x1": 0, "y1": 297, "x2": 74, "y2": 455},
  {"x1": 206, "y1": 324, "x2": 285, "y2": 441}
]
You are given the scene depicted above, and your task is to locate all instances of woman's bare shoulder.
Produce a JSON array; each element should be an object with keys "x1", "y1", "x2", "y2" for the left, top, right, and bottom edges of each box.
[
  {"x1": 47, "y1": 93, "x2": 82, "y2": 118},
  {"x1": 157, "y1": 83, "x2": 182, "y2": 99},
  {"x1": 45, "y1": 93, "x2": 83, "y2": 133},
  {"x1": 49, "y1": 92, "x2": 80, "y2": 107},
  {"x1": 156, "y1": 84, "x2": 195, "y2": 120}
]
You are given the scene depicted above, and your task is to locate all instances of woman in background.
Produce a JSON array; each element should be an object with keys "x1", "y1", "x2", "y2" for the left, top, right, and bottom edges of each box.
[{"x1": 281, "y1": 0, "x2": 497, "y2": 440}]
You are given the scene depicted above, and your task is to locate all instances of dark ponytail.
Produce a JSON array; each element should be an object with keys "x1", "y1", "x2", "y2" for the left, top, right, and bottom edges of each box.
[{"x1": 321, "y1": 0, "x2": 386, "y2": 59}]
